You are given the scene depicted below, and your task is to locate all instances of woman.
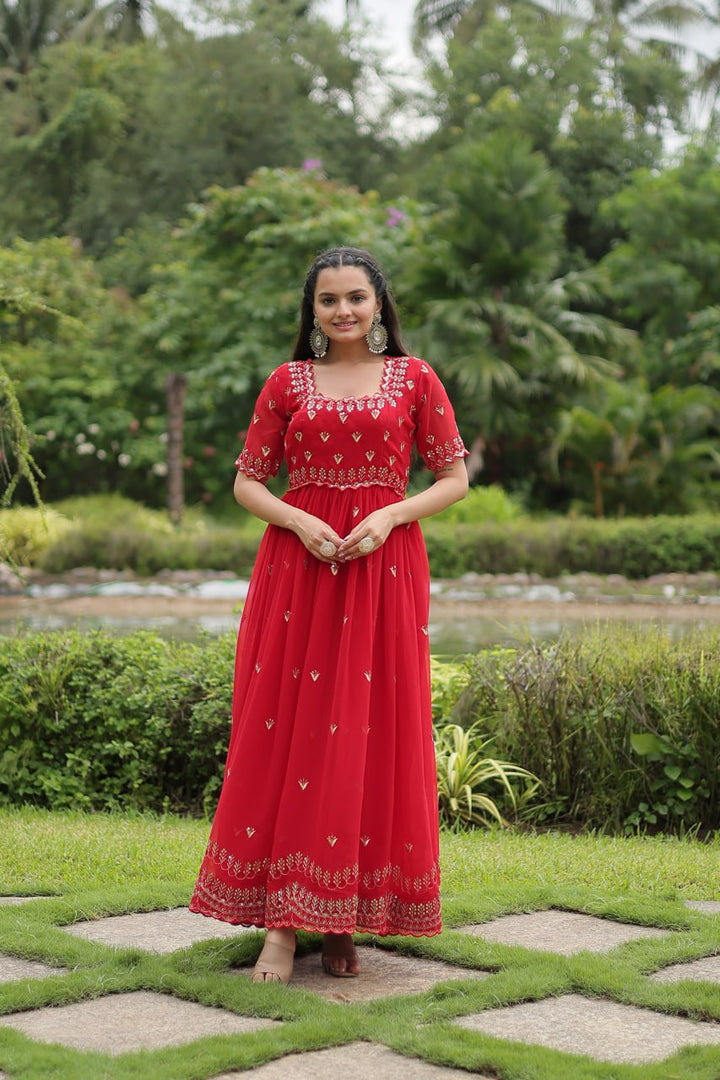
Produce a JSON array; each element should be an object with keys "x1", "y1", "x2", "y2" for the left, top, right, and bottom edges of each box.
[{"x1": 190, "y1": 247, "x2": 468, "y2": 984}]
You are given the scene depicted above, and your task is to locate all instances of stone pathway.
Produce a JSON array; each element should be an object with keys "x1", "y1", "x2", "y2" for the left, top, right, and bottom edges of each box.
[
  {"x1": 459, "y1": 908, "x2": 669, "y2": 954},
  {"x1": 2, "y1": 899, "x2": 720, "y2": 1076}
]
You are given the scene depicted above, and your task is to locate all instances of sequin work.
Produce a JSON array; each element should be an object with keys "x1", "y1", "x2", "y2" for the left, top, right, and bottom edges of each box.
[{"x1": 189, "y1": 357, "x2": 467, "y2": 936}]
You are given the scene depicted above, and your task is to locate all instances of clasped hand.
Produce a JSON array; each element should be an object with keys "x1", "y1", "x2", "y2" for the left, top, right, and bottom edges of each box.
[{"x1": 297, "y1": 508, "x2": 395, "y2": 563}]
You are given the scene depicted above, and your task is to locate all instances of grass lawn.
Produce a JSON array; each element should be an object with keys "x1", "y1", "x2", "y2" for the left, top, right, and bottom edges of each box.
[{"x1": 1, "y1": 808, "x2": 720, "y2": 1079}]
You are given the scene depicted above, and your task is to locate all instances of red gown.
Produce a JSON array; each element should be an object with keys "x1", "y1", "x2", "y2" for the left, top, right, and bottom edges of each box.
[{"x1": 189, "y1": 356, "x2": 467, "y2": 937}]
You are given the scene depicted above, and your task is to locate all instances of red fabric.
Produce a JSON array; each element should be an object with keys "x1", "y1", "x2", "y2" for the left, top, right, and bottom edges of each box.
[{"x1": 189, "y1": 357, "x2": 467, "y2": 936}]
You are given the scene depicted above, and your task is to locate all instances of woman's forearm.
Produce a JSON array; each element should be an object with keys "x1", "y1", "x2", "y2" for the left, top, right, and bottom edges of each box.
[
  {"x1": 233, "y1": 474, "x2": 307, "y2": 533},
  {"x1": 387, "y1": 460, "x2": 469, "y2": 527}
]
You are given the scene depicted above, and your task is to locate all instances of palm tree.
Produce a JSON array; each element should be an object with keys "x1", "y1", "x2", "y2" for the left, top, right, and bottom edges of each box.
[
  {"x1": 76, "y1": 0, "x2": 183, "y2": 44},
  {"x1": 412, "y1": 0, "x2": 708, "y2": 54},
  {"x1": 0, "y1": 0, "x2": 93, "y2": 77}
]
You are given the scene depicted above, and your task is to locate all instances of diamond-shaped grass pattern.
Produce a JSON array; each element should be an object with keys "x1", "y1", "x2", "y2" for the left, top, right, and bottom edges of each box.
[
  {"x1": 460, "y1": 909, "x2": 670, "y2": 954},
  {"x1": 211, "y1": 1042, "x2": 494, "y2": 1079},
  {"x1": 0, "y1": 990, "x2": 277, "y2": 1055},
  {"x1": 64, "y1": 907, "x2": 255, "y2": 953},
  {"x1": 455, "y1": 993, "x2": 720, "y2": 1065},
  {"x1": 236, "y1": 944, "x2": 490, "y2": 1002},
  {"x1": 4, "y1": 895, "x2": 720, "y2": 1077},
  {"x1": 0, "y1": 955, "x2": 67, "y2": 984}
]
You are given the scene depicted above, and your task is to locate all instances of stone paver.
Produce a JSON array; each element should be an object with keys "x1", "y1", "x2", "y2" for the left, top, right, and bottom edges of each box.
[
  {"x1": 687, "y1": 900, "x2": 720, "y2": 914},
  {"x1": 0, "y1": 897, "x2": 40, "y2": 905},
  {"x1": 211, "y1": 1042, "x2": 494, "y2": 1079},
  {"x1": 455, "y1": 993, "x2": 720, "y2": 1064},
  {"x1": 0, "y1": 990, "x2": 277, "y2": 1055},
  {"x1": 235, "y1": 945, "x2": 489, "y2": 1002},
  {"x1": 0, "y1": 955, "x2": 67, "y2": 984},
  {"x1": 460, "y1": 909, "x2": 669, "y2": 955},
  {"x1": 651, "y1": 955, "x2": 720, "y2": 984},
  {"x1": 64, "y1": 907, "x2": 255, "y2": 953}
]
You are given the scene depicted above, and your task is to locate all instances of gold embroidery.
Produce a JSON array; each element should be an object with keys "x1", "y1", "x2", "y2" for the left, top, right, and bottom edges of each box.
[
  {"x1": 424, "y1": 435, "x2": 467, "y2": 471},
  {"x1": 203, "y1": 840, "x2": 440, "y2": 897},
  {"x1": 191, "y1": 870, "x2": 442, "y2": 936}
]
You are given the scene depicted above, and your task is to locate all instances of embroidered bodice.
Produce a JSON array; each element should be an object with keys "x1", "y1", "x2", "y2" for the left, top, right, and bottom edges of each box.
[{"x1": 235, "y1": 356, "x2": 467, "y2": 498}]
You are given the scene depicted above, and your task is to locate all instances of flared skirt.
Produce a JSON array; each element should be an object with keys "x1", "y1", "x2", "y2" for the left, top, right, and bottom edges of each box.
[{"x1": 189, "y1": 483, "x2": 440, "y2": 936}]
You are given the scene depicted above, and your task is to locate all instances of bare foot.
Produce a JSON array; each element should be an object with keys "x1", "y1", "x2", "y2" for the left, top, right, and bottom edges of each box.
[
  {"x1": 252, "y1": 927, "x2": 296, "y2": 984},
  {"x1": 321, "y1": 932, "x2": 361, "y2": 977}
]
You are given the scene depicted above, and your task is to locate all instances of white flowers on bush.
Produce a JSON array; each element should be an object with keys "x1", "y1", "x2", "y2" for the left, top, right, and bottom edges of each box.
[
  {"x1": 118, "y1": 453, "x2": 132, "y2": 467},
  {"x1": 152, "y1": 462, "x2": 168, "y2": 476},
  {"x1": 76, "y1": 442, "x2": 95, "y2": 455}
]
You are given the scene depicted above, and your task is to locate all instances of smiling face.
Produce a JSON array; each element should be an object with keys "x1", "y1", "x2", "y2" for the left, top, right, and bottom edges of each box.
[{"x1": 313, "y1": 265, "x2": 381, "y2": 352}]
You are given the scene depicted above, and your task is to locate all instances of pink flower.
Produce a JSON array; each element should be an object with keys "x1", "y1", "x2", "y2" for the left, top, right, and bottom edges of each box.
[
  {"x1": 129, "y1": 419, "x2": 140, "y2": 433},
  {"x1": 386, "y1": 206, "x2": 407, "y2": 227},
  {"x1": 302, "y1": 158, "x2": 323, "y2": 172},
  {"x1": 203, "y1": 445, "x2": 217, "y2": 458}
]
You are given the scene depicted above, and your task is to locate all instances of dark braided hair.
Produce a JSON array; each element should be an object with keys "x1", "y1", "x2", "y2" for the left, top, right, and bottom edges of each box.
[{"x1": 291, "y1": 247, "x2": 409, "y2": 362}]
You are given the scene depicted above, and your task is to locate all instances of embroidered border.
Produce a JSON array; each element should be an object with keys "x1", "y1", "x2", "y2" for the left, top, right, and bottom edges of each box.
[
  {"x1": 287, "y1": 463, "x2": 406, "y2": 498},
  {"x1": 190, "y1": 869, "x2": 442, "y2": 936},
  {"x1": 288, "y1": 357, "x2": 410, "y2": 412},
  {"x1": 235, "y1": 447, "x2": 282, "y2": 481},
  {"x1": 423, "y1": 435, "x2": 468, "y2": 471},
  {"x1": 204, "y1": 840, "x2": 439, "y2": 897}
]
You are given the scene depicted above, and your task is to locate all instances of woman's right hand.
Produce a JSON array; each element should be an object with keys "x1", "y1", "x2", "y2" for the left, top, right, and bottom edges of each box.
[{"x1": 290, "y1": 511, "x2": 343, "y2": 563}]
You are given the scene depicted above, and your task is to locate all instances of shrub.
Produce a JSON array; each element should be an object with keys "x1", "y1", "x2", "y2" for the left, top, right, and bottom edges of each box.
[
  {"x1": 433, "y1": 484, "x2": 525, "y2": 524},
  {"x1": 435, "y1": 722, "x2": 539, "y2": 829},
  {"x1": 36, "y1": 494, "x2": 263, "y2": 576},
  {"x1": 452, "y1": 627, "x2": 720, "y2": 833},
  {"x1": 0, "y1": 631, "x2": 236, "y2": 814},
  {"x1": 0, "y1": 506, "x2": 71, "y2": 565},
  {"x1": 422, "y1": 514, "x2": 720, "y2": 578}
]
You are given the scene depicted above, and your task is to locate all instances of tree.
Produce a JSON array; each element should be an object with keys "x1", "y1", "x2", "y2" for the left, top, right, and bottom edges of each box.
[
  {"x1": 405, "y1": 131, "x2": 630, "y2": 491},
  {"x1": 0, "y1": 0, "x2": 95, "y2": 78},
  {"x1": 403, "y1": 0, "x2": 692, "y2": 268},
  {"x1": 0, "y1": 6, "x2": 397, "y2": 252},
  {"x1": 599, "y1": 145, "x2": 720, "y2": 341},
  {"x1": 550, "y1": 379, "x2": 720, "y2": 515}
]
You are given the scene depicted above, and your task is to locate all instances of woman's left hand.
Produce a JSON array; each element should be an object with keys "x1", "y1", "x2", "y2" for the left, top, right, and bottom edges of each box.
[{"x1": 337, "y1": 507, "x2": 396, "y2": 561}]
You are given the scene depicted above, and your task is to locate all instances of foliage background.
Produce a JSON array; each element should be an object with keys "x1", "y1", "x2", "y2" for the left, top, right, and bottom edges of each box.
[{"x1": 2, "y1": 0, "x2": 720, "y2": 519}]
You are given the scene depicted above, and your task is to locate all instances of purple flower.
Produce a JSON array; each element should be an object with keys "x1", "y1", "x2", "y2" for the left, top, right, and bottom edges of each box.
[
  {"x1": 386, "y1": 206, "x2": 407, "y2": 227},
  {"x1": 302, "y1": 158, "x2": 323, "y2": 172}
]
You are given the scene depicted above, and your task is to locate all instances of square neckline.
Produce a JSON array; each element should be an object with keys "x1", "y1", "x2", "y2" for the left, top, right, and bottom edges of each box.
[{"x1": 308, "y1": 356, "x2": 390, "y2": 403}]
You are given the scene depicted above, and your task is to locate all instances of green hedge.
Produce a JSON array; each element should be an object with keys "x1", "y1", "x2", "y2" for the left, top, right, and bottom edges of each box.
[
  {"x1": 423, "y1": 515, "x2": 720, "y2": 578},
  {"x1": 2, "y1": 629, "x2": 720, "y2": 834},
  {"x1": 0, "y1": 632, "x2": 235, "y2": 815},
  {"x1": 36, "y1": 513, "x2": 720, "y2": 579},
  {"x1": 5, "y1": 498, "x2": 720, "y2": 578}
]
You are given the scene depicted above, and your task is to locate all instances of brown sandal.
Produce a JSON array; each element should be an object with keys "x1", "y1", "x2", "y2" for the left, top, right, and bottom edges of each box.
[
  {"x1": 252, "y1": 933, "x2": 296, "y2": 984},
  {"x1": 321, "y1": 933, "x2": 360, "y2": 978}
]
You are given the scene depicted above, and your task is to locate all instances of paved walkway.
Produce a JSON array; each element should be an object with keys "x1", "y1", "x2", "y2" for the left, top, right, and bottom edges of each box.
[{"x1": 2, "y1": 898, "x2": 720, "y2": 1077}]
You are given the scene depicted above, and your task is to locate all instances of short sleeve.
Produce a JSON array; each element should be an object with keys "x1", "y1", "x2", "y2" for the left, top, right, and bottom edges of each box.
[
  {"x1": 234, "y1": 367, "x2": 289, "y2": 482},
  {"x1": 414, "y1": 361, "x2": 469, "y2": 472}
]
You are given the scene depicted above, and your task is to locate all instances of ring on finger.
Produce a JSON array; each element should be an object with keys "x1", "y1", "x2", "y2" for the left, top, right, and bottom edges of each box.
[
  {"x1": 319, "y1": 540, "x2": 337, "y2": 558},
  {"x1": 358, "y1": 536, "x2": 374, "y2": 555}
]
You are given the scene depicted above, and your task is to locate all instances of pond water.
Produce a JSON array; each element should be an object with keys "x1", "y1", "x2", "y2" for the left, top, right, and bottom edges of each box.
[{"x1": 3, "y1": 571, "x2": 720, "y2": 656}]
